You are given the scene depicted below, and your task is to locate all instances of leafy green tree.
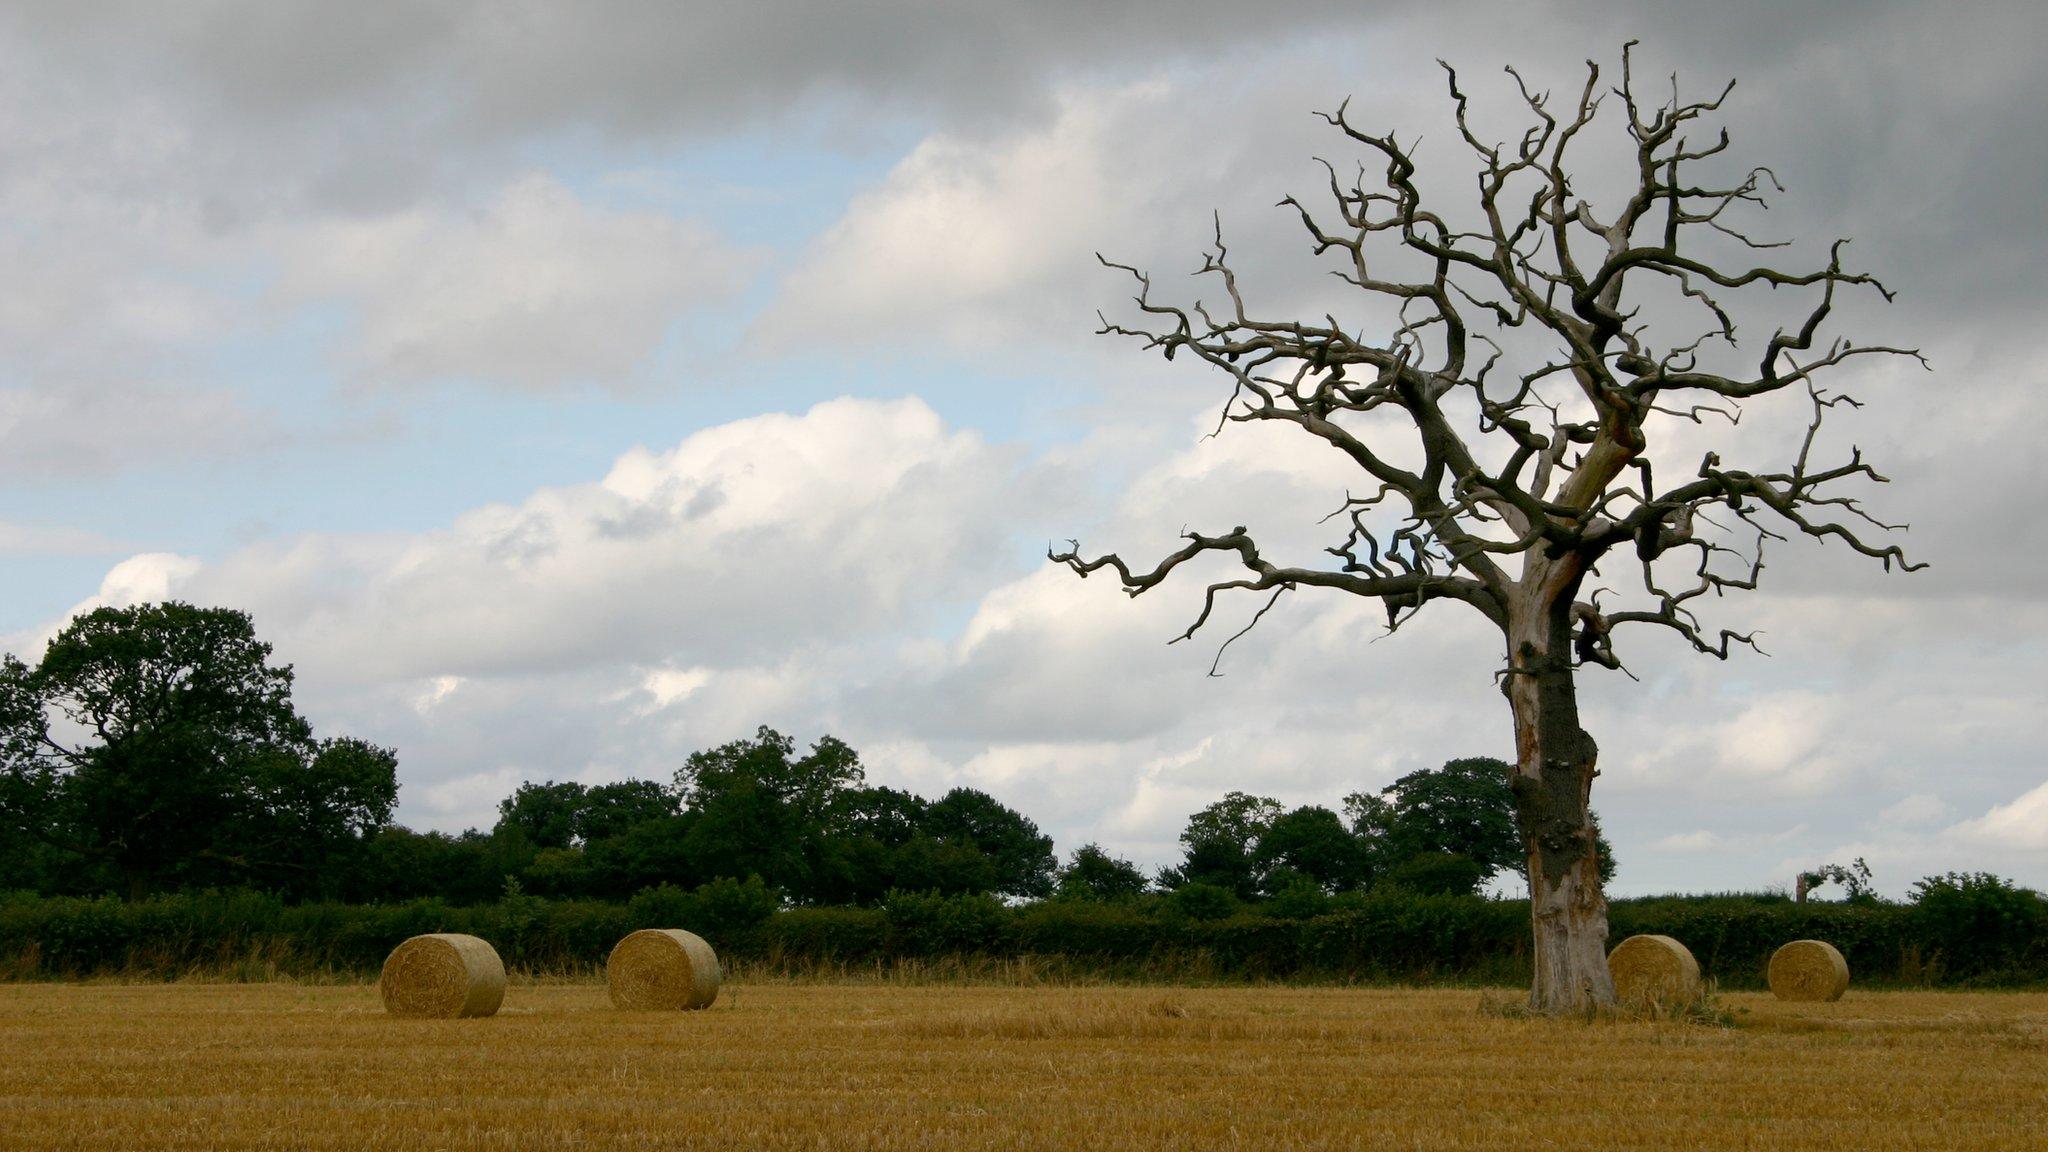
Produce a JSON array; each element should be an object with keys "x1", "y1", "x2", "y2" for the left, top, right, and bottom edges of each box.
[
  {"x1": 1342, "y1": 789, "x2": 1397, "y2": 846},
  {"x1": 360, "y1": 826, "x2": 524, "y2": 905},
  {"x1": 1253, "y1": 805, "x2": 1366, "y2": 894},
  {"x1": 807, "y1": 787, "x2": 937, "y2": 905},
  {"x1": 1055, "y1": 843, "x2": 1150, "y2": 901},
  {"x1": 1163, "y1": 838, "x2": 1248, "y2": 898},
  {"x1": 888, "y1": 833, "x2": 1001, "y2": 898},
  {"x1": 236, "y1": 736, "x2": 399, "y2": 898},
  {"x1": 806, "y1": 836, "x2": 894, "y2": 905},
  {"x1": 1163, "y1": 881, "x2": 1240, "y2": 921},
  {"x1": 495, "y1": 780, "x2": 587, "y2": 851},
  {"x1": 671, "y1": 727, "x2": 869, "y2": 900},
  {"x1": 1162, "y1": 791, "x2": 1281, "y2": 897},
  {"x1": 1185, "y1": 791, "x2": 1284, "y2": 856},
  {"x1": 575, "y1": 779, "x2": 677, "y2": 843},
  {"x1": 1264, "y1": 872, "x2": 1334, "y2": 918},
  {"x1": 1909, "y1": 872, "x2": 2047, "y2": 980},
  {"x1": 1349, "y1": 757, "x2": 1616, "y2": 888},
  {"x1": 0, "y1": 603, "x2": 321, "y2": 898},
  {"x1": 1380, "y1": 851, "x2": 1488, "y2": 897},
  {"x1": 827, "y1": 786, "x2": 929, "y2": 846},
  {"x1": 682, "y1": 775, "x2": 812, "y2": 894},
  {"x1": 1588, "y1": 814, "x2": 1617, "y2": 888},
  {"x1": 495, "y1": 777, "x2": 676, "y2": 895},
  {"x1": 1349, "y1": 758, "x2": 1522, "y2": 880},
  {"x1": 676, "y1": 727, "x2": 864, "y2": 826},
  {"x1": 1798, "y1": 857, "x2": 1875, "y2": 904},
  {"x1": 521, "y1": 845, "x2": 596, "y2": 897},
  {"x1": 683, "y1": 874, "x2": 782, "y2": 936},
  {"x1": 922, "y1": 787, "x2": 1057, "y2": 898},
  {"x1": 360, "y1": 826, "x2": 453, "y2": 900},
  {"x1": 583, "y1": 814, "x2": 698, "y2": 897},
  {"x1": 0, "y1": 819, "x2": 73, "y2": 895}
]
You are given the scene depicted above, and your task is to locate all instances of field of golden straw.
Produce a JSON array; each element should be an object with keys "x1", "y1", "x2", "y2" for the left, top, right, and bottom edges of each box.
[{"x1": 2, "y1": 980, "x2": 2044, "y2": 1151}]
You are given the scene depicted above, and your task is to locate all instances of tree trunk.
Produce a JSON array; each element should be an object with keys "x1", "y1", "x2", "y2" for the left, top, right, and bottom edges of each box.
[{"x1": 1503, "y1": 586, "x2": 1614, "y2": 1014}]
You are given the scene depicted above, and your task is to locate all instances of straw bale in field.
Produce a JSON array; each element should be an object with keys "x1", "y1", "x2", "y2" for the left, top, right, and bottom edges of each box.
[
  {"x1": 1606, "y1": 933, "x2": 1701, "y2": 1010},
  {"x1": 607, "y1": 929, "x2": 722, "y2": 1010},
  {"x1": 379, "y1": 933, "x2": 506, "y2": 1018},
  {"x1": 1768, "y1": 939, "x2": 1850, "y2": 1001}
]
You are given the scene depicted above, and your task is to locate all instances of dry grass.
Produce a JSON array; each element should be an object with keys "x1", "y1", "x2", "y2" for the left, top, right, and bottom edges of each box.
[{"x1": 0, "y1": 982, "x2": 2043, "y2": 1150}]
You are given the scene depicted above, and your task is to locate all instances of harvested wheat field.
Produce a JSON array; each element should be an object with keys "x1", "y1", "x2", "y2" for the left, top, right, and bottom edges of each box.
[{"x1": 1, "y1": 982, "x2": 2044, "y2": 1151}]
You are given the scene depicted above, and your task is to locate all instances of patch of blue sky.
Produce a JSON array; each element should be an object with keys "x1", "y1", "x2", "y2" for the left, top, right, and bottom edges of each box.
[
  {"x1": 0, "y1": 555, "x2": 124, "y2": 640},
  {"x1": 776, "y1": 347, "x2": 1094, "y2": 440},
  {"x1": 0, "y1": 108, "x2": 1127, "y2": 636},
  {"x1": 533, "y1": 111, "x2": 923, "y2": 252}
]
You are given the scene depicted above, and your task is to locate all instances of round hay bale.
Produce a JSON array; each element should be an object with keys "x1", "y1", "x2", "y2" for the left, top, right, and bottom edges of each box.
[
  {"x1": 1769, "y1": 939, "x2": 1850, "y2": 1001},
  {"x1": 1607, "y1": 933, "x2": 1701, "y2": 1010},
  {"x1": 379, "y1": 933, "x2": 506, "y2": 1019},
  {"x1": 607, "y1": 929, "x2": 721, "y2": 1011}
]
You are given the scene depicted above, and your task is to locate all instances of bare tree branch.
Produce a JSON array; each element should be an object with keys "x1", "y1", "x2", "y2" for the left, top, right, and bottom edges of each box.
[
  {"x1": 1059, "y1": 42, "x2": 1925, "y2": 1014},
  {"x1": 1069, "y1": 47, "x2": 1919, "y2": 669}
]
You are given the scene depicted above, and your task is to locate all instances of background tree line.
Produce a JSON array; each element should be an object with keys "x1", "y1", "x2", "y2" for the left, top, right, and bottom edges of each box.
[
  {"x1": 3, "y1": 601, "x2": 1601, "y2": 910},
  {"x1": 3, "y1": 602, "x2": 2041, "y2": 989}
]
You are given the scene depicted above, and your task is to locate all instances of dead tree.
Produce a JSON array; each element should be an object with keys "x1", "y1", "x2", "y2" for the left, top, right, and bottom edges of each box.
[{"x1": 1051, "y1": 44, "x2": 1924, "y2": 1013}]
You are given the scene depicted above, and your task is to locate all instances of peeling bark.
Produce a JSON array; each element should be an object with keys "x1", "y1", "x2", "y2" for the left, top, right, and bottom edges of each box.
[{"x1": 1503, "y1": 567, "x2": 1614, "y2": 1012}]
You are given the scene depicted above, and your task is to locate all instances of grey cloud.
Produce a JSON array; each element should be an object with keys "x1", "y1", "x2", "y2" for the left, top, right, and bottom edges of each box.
[
  {"x1": 9, "y1": 2, "x2": 2040, "y2": 271},
  {"x1": 276, "y1": 174, "x2": 764, "y2": 392},
  {"x1": 0, "y1": 380, "x2": 279, "y2": 481},
  {"x1": 4, "y1": 2, "x2": 1377, "y2": 148},
  {"x1": 758, "y1": 0, "x2": 2048, "y2": 369},
  {"x1": 0, "y1": 522, "x2": 131, "y2": 558}
]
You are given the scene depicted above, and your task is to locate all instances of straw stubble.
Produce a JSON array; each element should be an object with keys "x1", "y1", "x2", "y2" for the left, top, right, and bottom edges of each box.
[{"x1": 10, "y1": 985, "x2": 2048, "y2": 1151}]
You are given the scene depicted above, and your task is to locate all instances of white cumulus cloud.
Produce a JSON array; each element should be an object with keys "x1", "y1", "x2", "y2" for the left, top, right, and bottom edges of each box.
[{"x1": 1949, "y1": 781, "x2": 2048, "y2": 852}]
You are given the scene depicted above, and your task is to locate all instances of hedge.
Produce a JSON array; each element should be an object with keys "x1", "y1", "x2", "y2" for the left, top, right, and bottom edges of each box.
[{"x1": 2, "y1": 884, "x2": 2041, "y2": 987}]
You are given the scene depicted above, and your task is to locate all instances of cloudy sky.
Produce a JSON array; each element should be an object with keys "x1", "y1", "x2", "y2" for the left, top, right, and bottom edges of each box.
[{"x1": 2, "y1": 1, "x2": 2042, "y2": 897}]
